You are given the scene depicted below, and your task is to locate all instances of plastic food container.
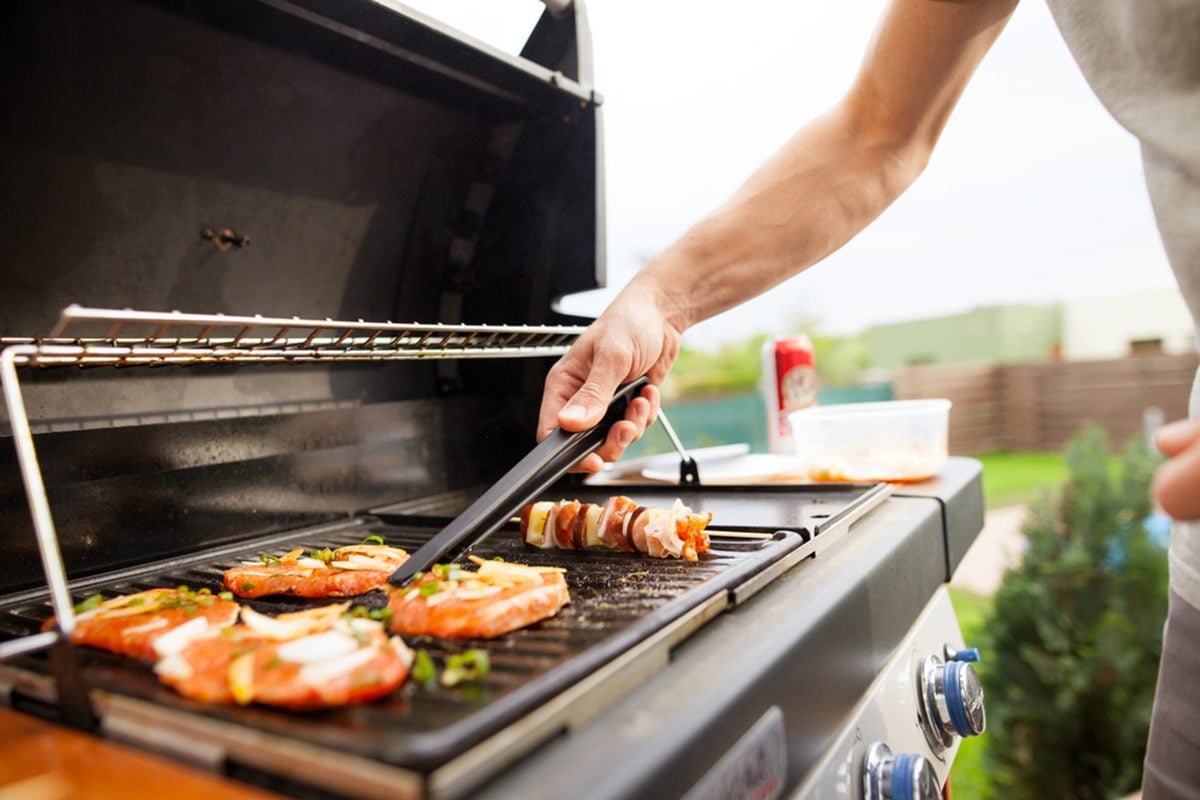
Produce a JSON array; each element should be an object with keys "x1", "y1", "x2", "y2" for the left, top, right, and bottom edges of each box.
[{"x1": 788, "y1": 399, "x2": 952, "y2": 482}]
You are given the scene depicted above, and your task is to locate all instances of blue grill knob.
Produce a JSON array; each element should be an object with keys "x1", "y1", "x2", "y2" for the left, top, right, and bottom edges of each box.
[{"x1": 863, "y1": 742, "x2": 941, "y2": 800}]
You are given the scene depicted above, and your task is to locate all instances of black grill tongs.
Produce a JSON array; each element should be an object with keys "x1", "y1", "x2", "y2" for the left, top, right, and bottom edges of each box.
[{"x1": 388, "y1": 376, "x2": 650, "y2": 587}]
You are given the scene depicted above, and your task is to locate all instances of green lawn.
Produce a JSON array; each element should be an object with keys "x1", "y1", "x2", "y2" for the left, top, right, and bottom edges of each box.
[
  {"x1": 973, "y1": 450, "x2": 1068, "y2": 509},
  {"x1": 946, "y1": 451, "x2": 1066, "y2": 796},
  {"x1": 948, "y1": 587, "x2": 993, "y2": 796}
]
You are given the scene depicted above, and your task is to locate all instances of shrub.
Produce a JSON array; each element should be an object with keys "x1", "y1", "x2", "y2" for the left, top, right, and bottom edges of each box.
[{"x1": 981, "y1": 426, "x2": 1168, "y2": 799}]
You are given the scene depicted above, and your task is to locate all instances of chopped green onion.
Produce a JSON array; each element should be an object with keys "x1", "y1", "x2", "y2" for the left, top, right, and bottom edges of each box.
[
  {"x1": 73, "y1": 594, "x2": 103, "y2": 614},
  {"x1": 309, "y1": 548, "x2": 334, "y2": 563},
  {"x1": 183, "y1": 606, "x2": 198, "y2": 617},
  {"x1": 432, "y1": 564, "x2": 462, "y2": 581},
  {"x1": 368, "y1": 608, "x2": 393, "y2": 625},
  {"x1": 440, "y1": 649, "x2": 490, "y2": 687},
  {"x1": 218, "y1": 591, "x2": 234, "y2": 601},
  {"x1": 492, "y1": 556, "x2": 505, "y2": 562},
  {"x1": 418, "y1": 581, "x2": 441, "y2": 598},
  {"x1": 259, "y1": 552, "x2": 281, "y2": 565},
  {"x1": 411, "y1": 649, "x2": 436, "y2": 684},
  {"x1": 241, "y1": 582, "x2": 257, "y2": 592},
  {"x1": 361, "y1": 534, "x2": 385, "y2": 546}
]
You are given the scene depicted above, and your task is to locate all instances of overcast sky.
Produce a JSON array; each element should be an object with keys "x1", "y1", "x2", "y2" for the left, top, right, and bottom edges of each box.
[{"x1": 404, "y1": 0, "x2": 1177, "y2": 350}]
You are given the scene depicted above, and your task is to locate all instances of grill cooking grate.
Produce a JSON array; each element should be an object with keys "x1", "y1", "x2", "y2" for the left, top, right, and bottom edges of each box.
[{"x1": 0, "y1": 517, "x2": 805, "y2": 775}]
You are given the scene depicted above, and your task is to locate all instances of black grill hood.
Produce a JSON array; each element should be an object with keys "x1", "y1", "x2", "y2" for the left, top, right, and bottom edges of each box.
[
  {"x1": 1, "y1": 0, "x2": 605, "y2": 334},
  {"x1": 0, "y1": 0, "x2": 607, "y2": 592}
]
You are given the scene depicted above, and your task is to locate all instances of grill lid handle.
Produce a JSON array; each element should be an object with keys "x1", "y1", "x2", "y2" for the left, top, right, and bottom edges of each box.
[{"x1": 388, "y1": 376, "x2": 650, "y2": 587}]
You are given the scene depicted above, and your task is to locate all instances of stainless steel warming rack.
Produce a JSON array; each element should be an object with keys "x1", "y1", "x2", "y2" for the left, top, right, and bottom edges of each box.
[{"x1": 0, "y1": 305, "x2": 584, "y2": 681}]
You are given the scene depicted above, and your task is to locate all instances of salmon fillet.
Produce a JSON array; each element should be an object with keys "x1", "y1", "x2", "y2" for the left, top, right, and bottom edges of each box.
[
  {"x1": 388, "y1": 557, "x2": 570, "y2": 639},
  {"x1": 224, "y1": 543, "x2": 409, "y2": 599},
  {"x1": 48, "y1": 588, "x2": 240, "y2": 662},
  {"x1": 155, "y1": 604, "x2": 411, "y2": 711}
]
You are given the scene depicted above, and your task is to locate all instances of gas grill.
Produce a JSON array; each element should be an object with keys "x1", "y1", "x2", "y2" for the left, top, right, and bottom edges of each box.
[{"x1": 0, "y1": 2, "x2": 987, "y2": 799}]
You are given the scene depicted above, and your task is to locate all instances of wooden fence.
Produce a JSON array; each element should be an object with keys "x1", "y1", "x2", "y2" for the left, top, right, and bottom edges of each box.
[{"x1": 892, "y1": 354, "x2": 1199, "y2": 454}]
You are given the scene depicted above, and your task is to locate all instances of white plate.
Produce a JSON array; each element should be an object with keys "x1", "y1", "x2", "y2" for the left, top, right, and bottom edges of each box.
[{"x1": 641, "y1": 450, "x2": 805, "y2": 484}]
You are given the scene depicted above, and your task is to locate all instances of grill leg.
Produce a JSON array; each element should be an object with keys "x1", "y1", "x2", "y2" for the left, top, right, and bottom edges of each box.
[{"x1": 49, "y1": 633, "x2": 96, "y2": 732}]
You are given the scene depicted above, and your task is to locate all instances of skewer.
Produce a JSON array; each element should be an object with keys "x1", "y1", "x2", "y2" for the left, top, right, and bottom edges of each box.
[{"x1": 505, "y1": 518, "x2": 774, "y2": 540}]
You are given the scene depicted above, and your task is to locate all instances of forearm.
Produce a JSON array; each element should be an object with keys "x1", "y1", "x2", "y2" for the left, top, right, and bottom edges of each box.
[
  {"x1": 635, "y1": 106, "x2": 927, "y2": 332},
  {"x1": 628, "y1": 0, "x2": 1018, "y2": 333}
]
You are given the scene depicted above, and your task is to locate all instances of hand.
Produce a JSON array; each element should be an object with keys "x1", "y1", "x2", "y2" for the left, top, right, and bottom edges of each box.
[
  {"x1": 1152, "y1": 418, "x2": 1200, "y2": 521},
  {"x1": 537, "y1": 285, "x2": 684, "y2": 473}
]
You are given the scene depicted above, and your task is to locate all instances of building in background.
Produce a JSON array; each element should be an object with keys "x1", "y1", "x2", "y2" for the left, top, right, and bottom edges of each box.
[
  {"x1": 863, "y1": 290, "x2": 1196, "y2": 370},
  {"x1": 1061, "y1": 288, "x2": 1194, "y2": 360}
]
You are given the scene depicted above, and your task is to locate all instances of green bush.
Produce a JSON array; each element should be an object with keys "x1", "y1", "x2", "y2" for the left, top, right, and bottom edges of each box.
[{"x1": 981, "y1": 426, "x2": 1168, "y2": 799}]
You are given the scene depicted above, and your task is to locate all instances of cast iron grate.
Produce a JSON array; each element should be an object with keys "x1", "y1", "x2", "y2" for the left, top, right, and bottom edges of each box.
[{"x1": 0, "y1": 518, "x2": 803, "y2": 772}]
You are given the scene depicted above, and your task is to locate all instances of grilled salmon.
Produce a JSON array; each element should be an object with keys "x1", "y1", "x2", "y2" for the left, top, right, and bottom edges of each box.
[
  {"x1": 155, "y1": 604, "x2": 411, "y2": 710},
  {"x1": 388, "y1": 557, "x2": 569, "y2": 639},
  {"x1": 47, "y1": 587, "x2": 240, "y2": 662},
  {"x1": 224, "y1": 543, "x2": 409, "y2": 599}
]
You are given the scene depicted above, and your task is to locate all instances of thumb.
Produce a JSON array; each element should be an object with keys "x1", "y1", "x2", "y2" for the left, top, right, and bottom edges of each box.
[{"x1": 558, "y1": 348, "x2": 628, "y2": 431}]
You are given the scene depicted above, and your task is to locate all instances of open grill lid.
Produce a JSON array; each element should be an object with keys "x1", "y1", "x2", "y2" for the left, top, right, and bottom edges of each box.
[
  {"x1": 0, "y1": 0, "x2": 610, "y2": 594},
  {"x1": 1, "y1": 0, "x2": 606, "y2": 337}
]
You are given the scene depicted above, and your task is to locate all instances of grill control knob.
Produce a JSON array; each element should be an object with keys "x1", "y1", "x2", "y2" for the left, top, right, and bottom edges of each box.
[
  {"x1": 862, "y1": 742, "x2": 941, "y2": 800},
  {"x1": 918, "y1": 649, "x2": 987, "y2": 753}
]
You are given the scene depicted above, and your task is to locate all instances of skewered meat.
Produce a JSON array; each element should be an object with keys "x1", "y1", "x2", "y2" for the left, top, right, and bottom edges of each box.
[
  {"x1": 521, "y1": 497, "x2": 712, "y2": 561},
  {"x1": 155, "y1": 603, "x2": 411, "y2": 710},
  {"x1": 223, "y1": 543, "x2": 409, "y2": 599},
  {"x1": 46, "y1": 587, "x2": 240, "y2": 662},
  {"x1": 388, "y1": 557, "x2": 569, "y2": 639}
]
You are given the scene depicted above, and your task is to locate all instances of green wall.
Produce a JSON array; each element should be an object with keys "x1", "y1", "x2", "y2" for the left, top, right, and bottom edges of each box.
[{"x1": 863, "y1": 304, "x2": 1061, "y2": 369}]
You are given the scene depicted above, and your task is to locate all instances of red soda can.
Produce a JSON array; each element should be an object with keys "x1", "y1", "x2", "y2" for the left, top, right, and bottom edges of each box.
[{"x1": 761, "y1": 335, "x2": 817, "y2": 453}]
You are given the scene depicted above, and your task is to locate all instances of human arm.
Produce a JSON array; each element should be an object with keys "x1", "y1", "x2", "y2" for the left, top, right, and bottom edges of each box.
[
  {"x1": 539, "y1": 0, "x2": 1020, "y2": 472},
  {"x1": 1153, "y1": 419, "x2": 1200, "y2": 520}
]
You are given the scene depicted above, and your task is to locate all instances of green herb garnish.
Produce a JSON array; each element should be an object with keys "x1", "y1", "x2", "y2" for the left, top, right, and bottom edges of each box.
[
  {"x1": 418, "y1": 581, "x2": 441, "y2": 598},
  {"x1": 73, "y1": 594, "x2": 103, "y2": 614},
  {"x1": 440, "y1": 649, "x2": 491, "y2": 687},
  {"x1": 309, "y1": 548, "x2": 334, "y2": 563},
  {"x1": 259, "y1": 552, "x2": 281, "y2": 565},
  {"x1": 368, "y1": 607, "x2": 393, "y2": 626},
  {"x1": 361, "y1": 534, "x2": 385, "y2": 546},
  {"x1": 412, "y1": 649, "x2": 436, "y2": 684},
  {"x1": 241, "y1": 582, "x2": 257, "y2": 592},
  {"x1": 492, "y1": 556, "x2": 505, "y2": 562},
  {"x1": 432, "y1": 563, "x2": 462, "y2": 582},
  {"x1": 218, "y1": 591, "x2": 234, "y2": 601}
]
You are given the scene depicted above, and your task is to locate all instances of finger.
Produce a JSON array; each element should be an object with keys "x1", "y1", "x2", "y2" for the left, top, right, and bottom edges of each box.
[
  {"x1": 641, "y1": 385, "x2": 661, "y2": 429},
  {"x1": 558, "y1": 346, "x2": 630, "y2": 432},
  {"x1": 568, "y1": 452, "x2": 606, "y2": 474},
  {"x1": 592, "y1": 420, "x2": 639, "y2": 464},
  {"x1": 538, "y1": 356, "x2": 588, "y2": 441},
  {"x1": 1152, "y1": 438, "x2": 1200, "y2": 521},
  {"x1": 1155, "y1": 418, "x2": 1200, "y2": 458},
  {"x1": 625, "y1": 396, "x2": 652, "y2": 437}
]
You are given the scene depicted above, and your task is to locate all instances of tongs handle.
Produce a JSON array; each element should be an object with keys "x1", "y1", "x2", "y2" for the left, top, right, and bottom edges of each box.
[{"x1": 388, "y1": 376, "x2": 650, "y2": 587}]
